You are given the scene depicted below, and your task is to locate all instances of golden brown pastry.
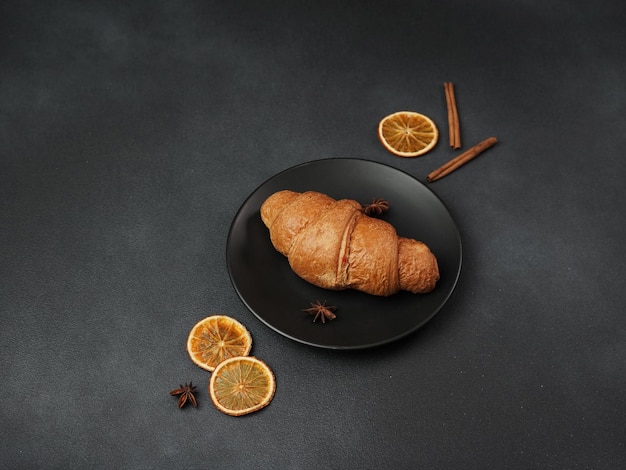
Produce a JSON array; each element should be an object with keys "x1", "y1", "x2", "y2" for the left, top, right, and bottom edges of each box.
[{"x1": 260, "y1": 190, "x2": 439, "y2": 296}]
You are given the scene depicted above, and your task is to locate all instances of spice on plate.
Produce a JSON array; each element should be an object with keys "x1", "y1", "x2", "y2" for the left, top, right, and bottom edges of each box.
[
  {"x1": 363, "y1": 198, "x2": 390, "y2": 217},
  {"x1": 303, "y1": 301, "x2": 337, "y2": 323}
]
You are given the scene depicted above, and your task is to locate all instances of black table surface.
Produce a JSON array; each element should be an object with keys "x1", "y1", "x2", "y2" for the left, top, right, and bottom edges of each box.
[{"x1": 2, "y1": 1, "x2": 625, "y2": 468}]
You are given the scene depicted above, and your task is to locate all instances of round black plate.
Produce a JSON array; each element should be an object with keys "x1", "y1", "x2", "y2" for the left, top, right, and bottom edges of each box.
[{"x1": 226, "y1": 158, "x2": 462, "y2": 349}]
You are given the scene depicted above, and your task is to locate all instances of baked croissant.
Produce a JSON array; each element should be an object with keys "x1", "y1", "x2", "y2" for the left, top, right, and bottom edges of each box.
[{"x1": 260, "y1": 190, "x2": 439, "y2": 296}]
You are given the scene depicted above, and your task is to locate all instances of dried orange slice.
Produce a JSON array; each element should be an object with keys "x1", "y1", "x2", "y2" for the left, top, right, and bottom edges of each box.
[
  {"x1": 378, "y1": 111, "x2": 439, "y2": 157},
  {"x1": 209, "y1": 356, "x2": 276, "y2": 416},
  {"x1": 186, "y1": 315, "x2": 252, "y2": 371}
]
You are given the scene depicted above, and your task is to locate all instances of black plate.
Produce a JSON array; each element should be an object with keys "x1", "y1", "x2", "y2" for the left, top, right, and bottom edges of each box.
[{"x1": 226, "y1": 158, "x2": 462, "y2": 349}]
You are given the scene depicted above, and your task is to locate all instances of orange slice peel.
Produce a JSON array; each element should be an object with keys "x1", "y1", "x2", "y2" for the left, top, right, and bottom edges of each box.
[
  {"x1": 186, "y1": 315, "x2": 252, "y2": 372},
  {"x1": 209, "y1": 356, "x2": 276, "y2": 416},
  {"x1": 378, "y1": 111, "x2": 439, "y2": 157}
]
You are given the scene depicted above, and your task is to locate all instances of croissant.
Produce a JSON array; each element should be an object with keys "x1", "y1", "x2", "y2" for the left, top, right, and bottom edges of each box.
[{"x1": 260, "y1": 190, "x2": 439, "y2": 296}]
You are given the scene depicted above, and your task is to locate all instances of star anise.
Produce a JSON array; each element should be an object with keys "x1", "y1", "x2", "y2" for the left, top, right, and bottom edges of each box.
[
  {"x1": 170, "y1": 382, "x2": 198, "y2": 408},
  {"x1": 303, "y1": 300, "x2": 337, "y2": 324},
  {"x1": 363, "y1": 198, "x2": 389, "y2": 217}
]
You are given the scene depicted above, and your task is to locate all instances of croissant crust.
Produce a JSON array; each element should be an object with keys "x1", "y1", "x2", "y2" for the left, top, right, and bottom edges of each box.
[{"x1": 260, "y1": 190, "x2": 439, "y2": 296}]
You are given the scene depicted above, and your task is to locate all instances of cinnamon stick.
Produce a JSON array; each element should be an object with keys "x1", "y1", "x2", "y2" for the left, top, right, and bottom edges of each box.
[
  {"x1": 444, "y1": 83, "x2": 455, "y2": 148},
  {"x1": 444, "y1": 82, "x2": 461, "y2": 149},
  {"x1": 450, "y1": 84, "x2": 461, "y2": 149},
  {"x1": 426, "y1": 137, "x2": 497, "y2": 182}
]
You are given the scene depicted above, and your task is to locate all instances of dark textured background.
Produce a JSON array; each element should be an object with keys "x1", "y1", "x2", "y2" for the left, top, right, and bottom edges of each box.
[{"x1": 1, "y1": 1, "x2": 625, "y2": 468}]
